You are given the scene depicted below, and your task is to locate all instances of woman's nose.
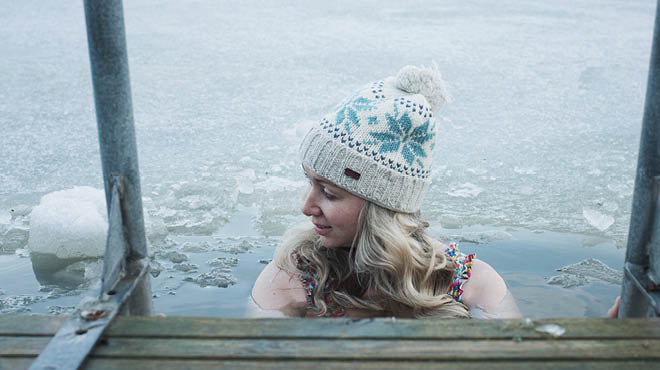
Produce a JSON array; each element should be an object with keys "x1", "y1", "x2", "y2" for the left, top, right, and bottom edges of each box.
[{"x1": 301, "y1": 190, "x2": 321, "y2": 217}]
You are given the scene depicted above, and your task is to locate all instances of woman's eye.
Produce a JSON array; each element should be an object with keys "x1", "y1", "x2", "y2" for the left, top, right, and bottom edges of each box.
[{"x1": 321, "y1": 188, "x2": 335, "y2": 199}]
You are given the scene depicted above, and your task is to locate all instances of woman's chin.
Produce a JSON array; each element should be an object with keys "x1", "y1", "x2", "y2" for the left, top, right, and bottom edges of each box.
[{"x1": 319, "y1": 237, "x2": 352, "y2": 249}]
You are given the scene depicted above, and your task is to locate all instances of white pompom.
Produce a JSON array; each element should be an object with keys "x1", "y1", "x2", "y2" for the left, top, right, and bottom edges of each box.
[{"x1": 394, "y1": 63, "x2": 449, "y2": 112}]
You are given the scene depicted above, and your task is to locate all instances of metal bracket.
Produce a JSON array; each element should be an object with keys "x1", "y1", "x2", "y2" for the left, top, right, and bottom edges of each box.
[
  {"x1": 100, "y1": 177, "x2": 128, "y2": 297},
  {"x1": 28, "y1": 262, "x2": 149, "y2": 370},
  {"x1": 624, "y1": 262, "x2": 660, "y2": 316}
]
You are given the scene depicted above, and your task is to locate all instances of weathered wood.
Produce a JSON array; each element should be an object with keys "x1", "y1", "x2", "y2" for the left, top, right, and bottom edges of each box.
[
  {"x1": 2, "y1": 358, "x2": 660, "y2": 370},
  {"x1": 91, "y1": 338, "x2": 660, "y2": 360},
  {"x1": 102, "y1": 316, "x2": 660, "y2": 340},
  {"x1": 3, "y1": 336, "x2": 660, "y2": 361},
  {"x1": 4, "y1": 316, "x2": 659, "y2": 340},
  {"x1": 77, "y1": 359, "x2": 660, "y2": 370},
  {"x1": 0, "y1": 315, "x2": 65, "y2": 336},
  {"x1": 3, "y1": 315, "x2": 660, "y2": 370}
]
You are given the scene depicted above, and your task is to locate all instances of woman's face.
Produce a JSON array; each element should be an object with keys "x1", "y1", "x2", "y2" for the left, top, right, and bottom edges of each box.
[{"x1": 301, "y1": 166, "x2": 366, "y2": 248}]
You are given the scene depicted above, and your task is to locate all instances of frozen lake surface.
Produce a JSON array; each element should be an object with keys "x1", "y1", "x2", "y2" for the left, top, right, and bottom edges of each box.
[{"x1": 0, "y1": 0, "x2": 655, "y2": 317}]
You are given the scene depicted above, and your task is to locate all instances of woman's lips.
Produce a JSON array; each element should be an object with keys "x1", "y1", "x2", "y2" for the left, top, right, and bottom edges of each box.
[{"x1": 314, "y1": 223, "x2": 331, "y2": 236}]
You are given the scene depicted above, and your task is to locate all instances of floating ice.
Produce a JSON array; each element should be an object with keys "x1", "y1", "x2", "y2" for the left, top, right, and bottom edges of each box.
[
  {"x1": 10, "y1": 205, "x2": 32, "y2": 217},
  {"x1": 0, "y1": 211, "x2": 10, "y2": 225},
  {"x1": 582, "y1": 208, "x2": 614, "y2": 231},
  {"x1": 0, "y1": 295, "x2": 45, "y2": 314},
  {"x1": 557, "y1": 258, "x2": 623, "y2": 285},
  {"x1": 48, "y1": 305, "x2": 76, "y2": 315},
  {"x1": 547, "y1": 258, "x2": 622, "y2": 288},
  {"x1": 216, "y1": 240, "x2": 254, "y2": 254},
  {"x1": 182, "y1": 241, "x2": 211, "y2": 253},
  {"x1": 446, "y1": 183, "x2": 483, "y2": 198},
  {"x1": 173, "y1": 263, "x2": 198, "y2": 272},
  {"x1": 453, "y1": 230, "x2": 513, "y2": 244},
  {"x1": 28, "y1": 187, "x2": 107, "y2": 259},
  {"x1": 513, "y1": 167, "x2": 537, "y2": 175},
  {"x1": 207, "y1": 256, "x2": 239, "y2": 267},
  {"x1": 184, "y1": 267, "x2": 237, "y2": 288},
  {"x1": 1, "y1": 224, "x2": 29, "y2": 252},
  {"x1": 236, "y1": 169, "x2": 256, "y2": 194},
  {"x1": 547, "y1": 274, "x2": 590, "y2": 288},
  {"x1": 254, "y1": 176, "x2": 307, "y2": 192},
  {"x1": 144, "y1": 214, "x2": 168, "y2": 245},
  {"x1": 163, "y1": 251, "x2": 188, "y2": 264},
  {"x1": 466, "y1": 168, "x2": 487, "y2": 175},
  {"x1": 535, "y1": 324, "x2": 565, "y2": 337}
]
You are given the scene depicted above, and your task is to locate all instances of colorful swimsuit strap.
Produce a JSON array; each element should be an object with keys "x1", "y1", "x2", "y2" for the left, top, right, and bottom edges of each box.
[{"x1": 445, "y1": 243, "x2": 475, "y2": 303}]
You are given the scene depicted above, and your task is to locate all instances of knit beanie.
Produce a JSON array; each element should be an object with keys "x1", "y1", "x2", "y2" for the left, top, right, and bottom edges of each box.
[{"x1": 300, "y1": 64, "x2": 448, "y2": 213}]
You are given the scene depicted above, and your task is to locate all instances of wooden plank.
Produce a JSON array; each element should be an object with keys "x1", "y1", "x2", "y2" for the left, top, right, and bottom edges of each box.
[
  {"x1": 90, "y1": 338, "x2": 660, "y2": 360},
  {"x1": 0, "y1": 315, "x2": 64, "y2": 336},
  {"x1": 4, "y1": 336, "x2": 660, "y2": 361},
  {"x1": 76, "y1": 359, "x2": 660, "y2": 370},
  {"x1": 2, "y1": 358, "x2": 660, "y2": 370},
  {"x1": 0, "y1": 337, "x2": 51, "y2": 356},
  {"x1": 3, "y1": 315, "x2": 660, "y2": 340},
  {"x1": 102, "y1": 317, "x2": 660, "y2": 340},
  {"x1": 0, "y1": 358, "x2": 34, "y2": 370},
  {"x1": 104, "y1": 316, "x2": 660, "y2": 340}
]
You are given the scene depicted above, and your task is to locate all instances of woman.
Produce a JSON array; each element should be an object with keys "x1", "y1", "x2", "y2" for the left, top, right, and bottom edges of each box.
[{"x1": 251, "y1": 65, "x2": 521, "y2": 319}]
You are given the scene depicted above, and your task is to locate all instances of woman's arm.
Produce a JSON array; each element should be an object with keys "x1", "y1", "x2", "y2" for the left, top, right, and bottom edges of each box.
[
  {"x1": 249, "y1": 261, "x2": 308, "y2": 317},
  {"x1": 460, "y1": 258, "x2": 522, "y2": 319}
]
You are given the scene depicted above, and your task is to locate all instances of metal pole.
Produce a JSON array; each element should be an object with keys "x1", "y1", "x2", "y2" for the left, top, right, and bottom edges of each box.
[
  {"x1": 620, "y1": 0, "x2": 660, "y2": 318},
  {"x1": 84, "y1": 0, "x2": 152, "y2": 315}
]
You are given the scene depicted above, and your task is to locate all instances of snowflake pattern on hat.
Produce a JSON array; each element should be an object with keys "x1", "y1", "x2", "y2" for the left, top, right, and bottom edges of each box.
[{"x1": 300, "y1": 65, "x2": 448, "y2": 212}]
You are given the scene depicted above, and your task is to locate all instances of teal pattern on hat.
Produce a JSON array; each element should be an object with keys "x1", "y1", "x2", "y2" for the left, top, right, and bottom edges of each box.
[{"x1": 300, "y1": 65, "x2": 448, "y2": 213}]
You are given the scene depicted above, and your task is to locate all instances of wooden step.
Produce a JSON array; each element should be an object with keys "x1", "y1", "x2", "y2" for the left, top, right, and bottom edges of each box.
[{"x1": 2, "y1": 315, "x2": 659, "y2": 369}]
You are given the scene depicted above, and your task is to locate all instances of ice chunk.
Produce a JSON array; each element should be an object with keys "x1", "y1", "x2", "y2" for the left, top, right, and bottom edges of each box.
[
  {"x1": 2, "y1": 225, "x2": 29, "y2": 251},
  {"x1": 513, "y1": 167, "x2": 537, "y2": 175},
  {"x1": 48, "y1": 305, "x2": 76, "y2": 315},
  {"x1": 0, "y1": 295, "x2": 45, "y2": 314},
  {"x1": 455, "y1": 230, "x2": 513, "y2": 244},
  {"x1": 216, "y1": 240, "x2": 254, "y2": 254},
  {"x1": 184, "y1": 267, "x2": 237, "y2": 288},
  {"x1": 548, "y1": 258, "x2": 622, "y2": 289},
  {"x1": 207, "y1": 256, "x2": 239, "y2": 267},
  {"x1": 253, "y1": 176, "x2": 307, "y2": 192},
  {"x1": 582, "y1": 208, "x2": 614, "y2": 231},
  {"x1": 547, "y1": 274, "x2": 590, "y2": 288},
  {"x1": 163, "y1": 251, "x2": 188, "y2": 263},
  {"x1": 236, "y1": 169, "x2": 256, "y2": 194},
  {"x1": 144, "y1": 214, "x2": 168, "y2": 245},
  {"x1": 556, "y1": 258, "x2": 622, "y2": 285},
  {"x1": 182, "y1": 241, "x2": 211, "y2": 253},
  {"x1": 173, "y1": 263, "x2": 198, "y2": 272},
  {"x1": 28, "y1": 187, "x2": 107, "y2": 259},
  {"x1": 0, "y1": 211, "x2": 10, "y2": 225},
  {"x1": 446, "y1": 183, "x2": 483, "y2": 198},
  {"x1": 535, "y1": 324, "x2": 565, "y2": 337}
]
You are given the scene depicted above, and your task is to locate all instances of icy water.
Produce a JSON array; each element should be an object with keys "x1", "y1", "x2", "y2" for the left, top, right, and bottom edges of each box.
[{"x1": 0, "y1": 0, "x2": 655, "y2": 317}]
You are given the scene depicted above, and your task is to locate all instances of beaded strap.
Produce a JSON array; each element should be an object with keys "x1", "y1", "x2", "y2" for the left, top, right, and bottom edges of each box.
[{"x1": 445, "y1": 243, "x2": 474, "y2": 302}]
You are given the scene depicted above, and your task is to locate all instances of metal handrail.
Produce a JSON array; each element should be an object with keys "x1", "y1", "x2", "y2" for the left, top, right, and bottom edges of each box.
[
  {"x1": 619, "y1": 0, "x2": 660, "y2": 318},
  {"x1": 29, "y1": 1, "x2": 151, "y2": 368}
]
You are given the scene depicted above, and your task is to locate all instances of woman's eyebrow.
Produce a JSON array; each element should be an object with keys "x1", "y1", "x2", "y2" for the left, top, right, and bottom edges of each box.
[{"x1": 302, "y1": 166, "x2": 339, "y2": 190}]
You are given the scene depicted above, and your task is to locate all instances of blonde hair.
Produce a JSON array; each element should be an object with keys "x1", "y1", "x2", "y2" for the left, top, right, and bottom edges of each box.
[{"x1": 275, "y1": 202, "x2": 470, "y2": 318}]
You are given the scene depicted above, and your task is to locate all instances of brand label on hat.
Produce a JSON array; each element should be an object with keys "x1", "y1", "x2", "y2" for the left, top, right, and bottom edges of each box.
[{"x1": 344, "y1": 168, "x2": 361, "y2": 180}]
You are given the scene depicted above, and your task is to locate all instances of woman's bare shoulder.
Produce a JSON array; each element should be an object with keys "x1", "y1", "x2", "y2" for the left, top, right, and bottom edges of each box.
[
  {"x1": 461, "y1": 258, "x2": 521, "y2": 318},
  {"x1": 460, "y1": 258, "x2": 507, "y2": 309},
  {"x1": 250, "y1": 260, "x2": 308, "y2": 316}
]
